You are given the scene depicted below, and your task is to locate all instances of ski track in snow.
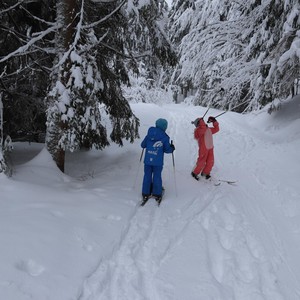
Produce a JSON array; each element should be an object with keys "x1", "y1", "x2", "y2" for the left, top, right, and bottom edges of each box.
[
  {"x1": 78, "y1": 103, "x2": 299, "y2": 300},
  {"x1": 216, "y1": 115, "x2": 300, "y2": 298},
  {"x1": 79, "y1": 204, "x2": 167, "y2": 300}
]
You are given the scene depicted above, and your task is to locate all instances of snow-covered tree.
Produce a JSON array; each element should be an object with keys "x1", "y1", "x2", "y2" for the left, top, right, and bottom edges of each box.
[
  {"x1": 0, "y1": 94, "x2": 5, "y2": 173},
  {"x1": 0, "y1": 0, "x2": 176, "y2": 172},
  {"x1": 169, "y1": 0, "x2": 300, "y2": 111},
  {"x1": 0, "y1": 94, "x2": 13, "y2": 175},
  {"x1": 124, "y1": 0, "x2": 177, "y2": 100},
  {"x1": 45, "y1": 0, "x2": 121, "y2": 171}
]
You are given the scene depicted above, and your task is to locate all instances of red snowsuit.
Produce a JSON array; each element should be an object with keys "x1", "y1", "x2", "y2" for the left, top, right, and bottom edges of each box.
[{"x1": 193, "y1": 118, "x2": 219, "y2": 176}]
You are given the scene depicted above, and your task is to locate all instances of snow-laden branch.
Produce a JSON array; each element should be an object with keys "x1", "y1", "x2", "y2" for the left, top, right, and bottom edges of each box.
[
  {"x1": 0, "y1": 93, "x2": 3, "y2": 146},
  {"x1": 55, "y1": 0, "x2": 131, "y2": 68},
  {"x1": 0, "y1": 24, "x2": 60, "y2": 63},
  {"x1": 100, "y1": 41, "x2": 151, "y2": 59},
  {"x1": 0, "y1": 0, "x2": 25, "y2": 15},
  {"x1": 91, "y1": 0, "x2": 120, "y2": 2},
  {"x1": 170, "y1": 0, "x2": 300, "y2": 110},
  {"x1": 54, "y1": 0, "x2": 86, "y2": 68},
  {"x1": 20, "y1": 6, "x2": 56, "y2": 27},
  {"x1": 83, "y1": 0, "x2": 126, "y2": 29}
]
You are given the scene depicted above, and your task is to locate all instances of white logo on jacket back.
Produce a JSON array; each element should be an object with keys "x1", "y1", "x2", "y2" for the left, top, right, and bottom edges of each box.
[
  {"x1": 153, "y1": 141, "x2": 163, "y2": 148},
  {"x1": 147, "y1": 141, "x2": 163, "y2": 159}
]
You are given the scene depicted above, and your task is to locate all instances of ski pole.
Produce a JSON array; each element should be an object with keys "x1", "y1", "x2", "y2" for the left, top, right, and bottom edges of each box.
[
  {"x1": 214, "y1": 111, "x2": 227, "y2": 119},
  {"x1": 202, "y1": 107, "x2": 210, "y2": 118},
  {"x1": 139, "y1": 148, "x2": 145, "y2": 162},
  {"x1": 213, "y1": 98, "x2": 253, "y2": 119},
  {"x1": 171, "y1": 141, "x2": 175, "y2": 169},
  {"x1": 191, "y1": 107, "x2": 210, "y2": 126},
  {"x1": 171, "y1": 140, "x2": 178, "y2": 197},
  {"x1": 133, "y1": 148, "x2": 144, "y2": 189}
]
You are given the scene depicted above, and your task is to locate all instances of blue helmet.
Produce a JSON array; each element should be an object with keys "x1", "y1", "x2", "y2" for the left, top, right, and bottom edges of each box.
[{"x1": 155, "y1": 118, "x2": 168, "y2": 131}]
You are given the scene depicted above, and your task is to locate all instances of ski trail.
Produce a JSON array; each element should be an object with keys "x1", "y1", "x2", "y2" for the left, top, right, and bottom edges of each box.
[
  {"x1": 199, "y1": 193, "x2": 285, "y2": 300},
  {"x1": 78, "y1": 103, "x2": 298, "y2": 300},
  {"x1": 159, "y1": 104, "x2": 286, "y2": 299},
  {"x1": 216, "y1": 114, "x2": 300, "y2": 298},
  {"x1": 79, "y1": 203, "x2": 164, "y2": 300},
  {"x1": 154, "y1": 185, "x2": 285, "y2": 299}
]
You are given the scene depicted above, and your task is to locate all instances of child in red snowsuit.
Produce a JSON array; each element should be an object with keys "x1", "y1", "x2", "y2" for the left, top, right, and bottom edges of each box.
[{"x1": 191, "y1": 116, "x2": 219, "y2": 180}]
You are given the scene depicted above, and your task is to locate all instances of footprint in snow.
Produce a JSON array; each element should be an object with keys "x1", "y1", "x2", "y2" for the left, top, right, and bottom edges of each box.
[
  {"x1": 16, "y1": 259, "x2": 45, "y2": 276},
  {"x1": 103, "y1": 214, "x2": 122, "y2": 221},
  {"x1": 51, "y1": 210, "x2": 64, "y2": 217}
]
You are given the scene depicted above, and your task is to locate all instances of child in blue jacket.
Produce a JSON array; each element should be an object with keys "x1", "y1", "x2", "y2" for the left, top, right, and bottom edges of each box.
[{"x1": 141, "y1": 118, "x2": 175, "y2": 202}]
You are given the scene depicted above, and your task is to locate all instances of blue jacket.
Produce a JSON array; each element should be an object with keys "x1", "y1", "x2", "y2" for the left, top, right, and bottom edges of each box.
[{"x1": 141, "y1": 127, "x2": 173, "y2": 166}]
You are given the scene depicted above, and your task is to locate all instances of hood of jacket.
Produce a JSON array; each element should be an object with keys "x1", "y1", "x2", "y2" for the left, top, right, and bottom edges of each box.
[{"x1": 147, "y1": 126, "x2": 165, "y2": 141}]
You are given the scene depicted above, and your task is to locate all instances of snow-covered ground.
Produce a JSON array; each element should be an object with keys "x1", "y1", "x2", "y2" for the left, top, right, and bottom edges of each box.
[{"x1": 1, "y1": 96, "x2": 300, "y2": 300}]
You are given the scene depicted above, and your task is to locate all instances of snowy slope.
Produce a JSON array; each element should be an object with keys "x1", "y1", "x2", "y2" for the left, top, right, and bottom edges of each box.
[{"x1": 1, "y1": 97, "x2": 300, "y2": 300}]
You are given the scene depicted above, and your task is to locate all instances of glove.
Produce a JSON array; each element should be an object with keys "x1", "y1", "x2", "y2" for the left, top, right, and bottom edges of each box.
[
  {"x1": 170, "y1": 142, "x2": 175, "y2": 151},
  {"x1": 207, "y1": 116, "x2": 216, "y2": 123}
]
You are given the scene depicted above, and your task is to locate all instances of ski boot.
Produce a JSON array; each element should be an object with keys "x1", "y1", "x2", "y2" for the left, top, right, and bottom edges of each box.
[
  {"x1": 201, "y1": 173, "x2": 211, "y2": 180},
  {"x1": 191, "y1": 172, "x2": 200, "y2": 181},
  {"x1": 141, "y1": 194, "x2": 150, "y2": 206},
  {"x1": 154, "y1": 195, "x2": 162, "y2": 206}
]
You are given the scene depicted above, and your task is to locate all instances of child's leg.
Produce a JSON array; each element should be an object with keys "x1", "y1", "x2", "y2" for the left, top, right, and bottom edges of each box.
[
  {"x1": 152, "y1": 165, "x2": 163, "y2": 196},
  {"x1": 193, "y1": 148, "x2": 208, "y2": 175},
  {"x1": 202, "y1": 149, "x2": 214, "y2": 175},
  {"x1": 142, "y1": 165, "x2": 153, "y2": 195}
]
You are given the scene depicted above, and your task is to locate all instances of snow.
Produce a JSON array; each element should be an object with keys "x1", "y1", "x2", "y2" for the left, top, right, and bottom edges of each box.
[{"x1": 1, "y1": 96, "x2": 300, "y2": 300}]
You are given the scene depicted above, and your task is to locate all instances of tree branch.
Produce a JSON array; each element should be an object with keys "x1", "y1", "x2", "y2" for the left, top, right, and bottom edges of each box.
[
  {"x1": 0, "y1": 24, "x2": 59, "y2": 63},
  {"x1": 100, "y1": 41, "x2": 151, "y2": 60},
  {"x1": 83, "y1": 0, "x2": 126, "y2": 29},
  {"x1": 0, "y1": 0, "x2": 25, "y2": 15}
]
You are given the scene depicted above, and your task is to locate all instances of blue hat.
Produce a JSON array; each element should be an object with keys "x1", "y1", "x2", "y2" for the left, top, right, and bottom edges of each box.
[{"x1": 155, "y1": 118, "x2": 168, "y2": 131}]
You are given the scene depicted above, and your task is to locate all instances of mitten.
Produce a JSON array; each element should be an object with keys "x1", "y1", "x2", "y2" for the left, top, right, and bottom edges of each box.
[{"x1": 207, "y1": 116, "x2": 216, "y2": 123}]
